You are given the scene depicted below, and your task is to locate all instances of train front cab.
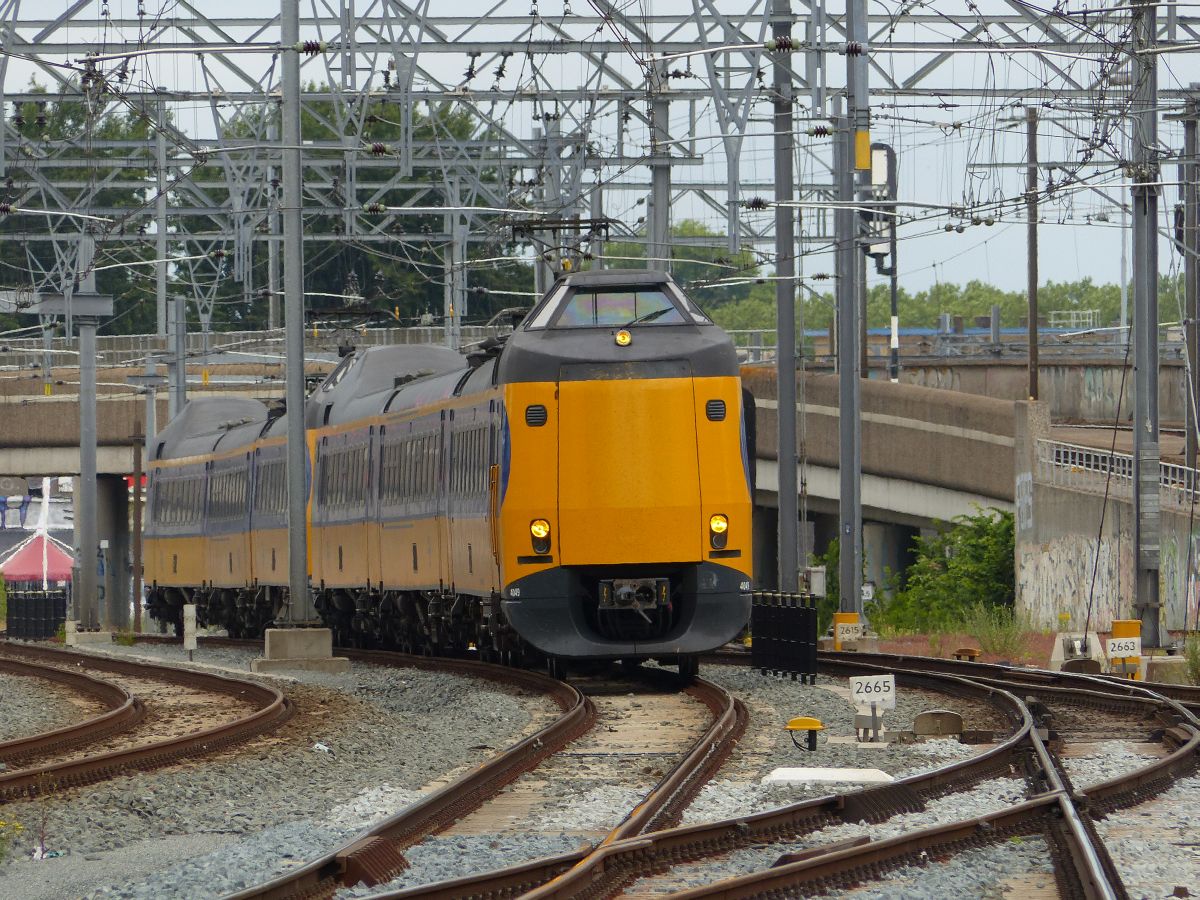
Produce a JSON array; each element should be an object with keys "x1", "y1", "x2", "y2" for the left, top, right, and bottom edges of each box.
[{"x1": 494, "y1": 269, "x2": 752, "y2": 661}]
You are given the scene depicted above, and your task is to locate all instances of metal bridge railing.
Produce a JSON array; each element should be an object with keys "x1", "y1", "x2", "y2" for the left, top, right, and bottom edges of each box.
[{"x1": 1036, "y1": 438, "x2": 1200, "y2": 510}]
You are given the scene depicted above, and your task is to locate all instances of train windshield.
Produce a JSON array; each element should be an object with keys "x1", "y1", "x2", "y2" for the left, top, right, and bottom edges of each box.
[
  {"x1": 524, "y1": 281, "x2": 712, "y2": 329},
  {"x1": 556, "y1": 289, "x2": 682, "y2": 327}
]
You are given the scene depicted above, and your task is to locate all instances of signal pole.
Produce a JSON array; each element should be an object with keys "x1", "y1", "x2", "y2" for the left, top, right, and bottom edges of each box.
[
  {"x1": 839, "y1": 0, "x2": 869, "y2": 616},
  {"x1": 772, "y1": 0, "x2": 799, "y2": 593},
  {"x1": 281, "y1": 0, "x2": 314, "y2": 623},
  {"x1": 1131, "y1": 0, "x2": 1162, "y2": 648},
  {"x1": 1182, "y1": 103, "x2": 1198, "y2": 471},
  {"x1": 1026, "y1": 107, "x2": 1039, "y2": 401}
]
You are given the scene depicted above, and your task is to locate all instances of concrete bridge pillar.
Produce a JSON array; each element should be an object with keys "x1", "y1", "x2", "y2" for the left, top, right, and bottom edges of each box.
[
  {"x1": 862, "y1": 521, "x2": 918, "y2": 608},
  {"x1": 76, "y1": 475, "x2": 130, "y2": 631}
]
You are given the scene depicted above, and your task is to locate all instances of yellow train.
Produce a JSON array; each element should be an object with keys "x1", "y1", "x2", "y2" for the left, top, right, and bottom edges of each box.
[{"x1": 144, "y1": 270, "x2": 753, "y2": 674}]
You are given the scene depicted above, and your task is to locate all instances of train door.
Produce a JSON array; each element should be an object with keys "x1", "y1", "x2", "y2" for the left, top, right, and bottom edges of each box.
[
  {"x1": 436, "y1": 410, "x2": 453, "y2": 592},
  {"x1": 365, "y1": 425, "x2": 383, "y2": 590},
  {"x1": 486, "y1": 398, "x2": 502, "y2": 590}
]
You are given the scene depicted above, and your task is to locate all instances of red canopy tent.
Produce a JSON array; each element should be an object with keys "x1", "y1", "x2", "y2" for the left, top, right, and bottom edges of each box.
[{"x1": 0, "y1": 533, "x2": 74, "y2": 585}]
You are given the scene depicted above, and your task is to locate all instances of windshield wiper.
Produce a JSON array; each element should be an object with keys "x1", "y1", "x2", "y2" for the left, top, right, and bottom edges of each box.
[{"x1": 616, "y1": 307, "x2": 673, "y2": 329}]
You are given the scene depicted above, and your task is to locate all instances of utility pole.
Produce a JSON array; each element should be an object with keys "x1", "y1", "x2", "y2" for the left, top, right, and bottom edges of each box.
[
  {"x1": 1132, "y1": 0, "x2": 1162, "y2": 648},
  {"x1": 859, "y1": 250, "x2": 868, "y2": 378},
  {"x1": 28, "y1": 236, "x2": 113, "y2": 631},
  {"x1": 648, "y1": 59, "x2": 671, "y2": 270},
  {"x1": 267, "y1": 119, "x2": 280, "y2": 331},
  {"x1": 841, "y1": 0, "x2": 869, "y2": 616},
  {"x1": 155, "y1": 98, "x2": 168, "y2": 338},
  {"x1": 281, "y1": 0, "x2": 314, "y2": 623},
  {"x1": 169, "y1": 291, "x2": 187, "y2": 417},
  {"x1": 532, "y1": 126, "x2": 554, "y2": 296},
  {"x1": 589, "y1": 172, "x2": 605, "y2": 268},
  {"x1": 834, "y1": 96, "x2": 862, "y2": 617},
  {"x1": 1183, "y1": 105, "x2": 1198, "y2": 471},
  {"x1": 1026, "y1": 107, "x2": 1039, "y2": 401},
  {"x1": 771, "y1": 0, "x2": 799, "y2": 593},
  {"x1": 1121, "y1": 205, "x2": 1129, "y2": 334}
]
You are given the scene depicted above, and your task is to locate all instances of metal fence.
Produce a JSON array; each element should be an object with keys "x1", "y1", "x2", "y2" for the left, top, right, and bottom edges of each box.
[
  {"x1": 0, "y1": 325, "x2": 509, "y2": 370},
  {"x1": 726, "y1": 330, "x2": 779, "y2": 363},
  {"x1": 1035, "y1": 438, "x2": 1199, "y2": 511},
  {"x1": 750, "y1": 591, "x2": 818, "y2": 683}
]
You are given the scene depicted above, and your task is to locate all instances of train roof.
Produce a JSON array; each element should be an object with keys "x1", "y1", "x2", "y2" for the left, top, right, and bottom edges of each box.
[
  {"x1": 309, "y1": 343, "x2": 469, "y2": 428},
  {"x1": 151, "y1": 397, "x2": 270, "y2": 461},
  {"x1": 552, "y1": 268, "x2": 672, "y2": 288}
]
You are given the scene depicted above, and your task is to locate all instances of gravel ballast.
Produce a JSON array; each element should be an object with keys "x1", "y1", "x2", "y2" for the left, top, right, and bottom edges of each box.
[
  {"x1": 1059, "y1": 740, "x2": 1161, "y2": 790},
  {"x1": 680, "y1": 663, "x2": 1007, "y2": 823},
  {"x1": 810, "y1": 835, "x2": 1056, "y2": 899},
  {"x1": 625, "y1": 777, "x2": 1029, "y2": 893},
  {"x1": 1095, "y1": 771, "x2": 1200, "y2": 897},
  {"x1": 0, "y1": 643, "x2": 558, "y2": 899},
  {"x1": 0, "y1": 670, "x2": 99, "y2": 743}
]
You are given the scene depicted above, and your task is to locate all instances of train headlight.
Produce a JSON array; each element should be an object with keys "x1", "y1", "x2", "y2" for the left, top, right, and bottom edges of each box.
[
  {"x1": 614, "y1": 329, "x2": 632, "y2": 347},
  {"x1": 709, "y1": 514, "x2": 728, "y2": 550},
  {"x1": 530, "y1": 519, "x2": 552, "y2": 554}
]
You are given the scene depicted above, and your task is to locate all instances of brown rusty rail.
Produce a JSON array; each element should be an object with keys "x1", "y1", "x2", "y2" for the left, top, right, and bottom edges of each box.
[
  {"x1": 366, "y1": 661, "x2": 1030, "y2": 900},
  {"x1": 226, "y1": 648, "x2": 597, "y2": 900},
  {"x1": 0, "y1": 654, "x2": 145, "y2": 768},
  {"x1": 0, "y1": 641, "x2": 292, "y2": 802},
  {"x1": 634, "y1": 654, "x2": 1200, "y2": 900},
  {"x1": 382, "y1": 653, "x2": 1200, "y2": 900}
]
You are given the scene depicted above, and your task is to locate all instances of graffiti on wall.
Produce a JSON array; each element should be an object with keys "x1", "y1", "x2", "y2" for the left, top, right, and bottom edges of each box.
[
  {"x1": 1018, "y1": 527, "x2": 1199, "y2": 632},
  {"x1": 1016, "y1": 533, "x2": 1129, "y2": 630}
]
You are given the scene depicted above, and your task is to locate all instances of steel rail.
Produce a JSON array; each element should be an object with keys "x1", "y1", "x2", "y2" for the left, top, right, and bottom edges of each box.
[
  {"x1": 0, "y1": 654, "x2": 146, "y2": 768},
  {"x1": 367, "y1": 662, "x2": 1033, "y2": 900},
  {"x1": 0, "y1": 641, "x2": 292, "y2": 803},
  {"x1": 383, "y1": 653, "x2": 1200, "y2": 900},
  {"x1": 226, "y1": 649, "x2": 597, "y2": 900},
  {"x1": 812, "y1": 648, "x2": 1200, "y2": 710},
  {"x1": 652, "y1": 654, "x2": 1200, "y2": 900}
]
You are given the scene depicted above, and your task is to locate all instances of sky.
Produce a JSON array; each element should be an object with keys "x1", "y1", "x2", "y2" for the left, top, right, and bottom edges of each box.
[{"x1": 3, "y1": 0, "x2": 1199, "y2": 301}]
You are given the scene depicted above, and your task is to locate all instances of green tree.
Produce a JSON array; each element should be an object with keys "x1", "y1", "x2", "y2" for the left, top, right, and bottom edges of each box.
[
  {"x1": 871, "y1": 506, "x2": 1014, "y2": 633},
  {"x1": 604, "y1": 219, "x2": 761, "y2": 311}
]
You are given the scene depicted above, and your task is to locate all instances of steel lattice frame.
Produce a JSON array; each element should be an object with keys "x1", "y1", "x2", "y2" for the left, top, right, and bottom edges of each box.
[{"x1": 0, "y1": 1, "x2": 1195, "y2": 329}]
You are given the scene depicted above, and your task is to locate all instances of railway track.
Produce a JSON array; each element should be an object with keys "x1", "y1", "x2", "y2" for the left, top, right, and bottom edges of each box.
[
  {"x1": 602, "y1": 652, "x2": 1199, "y2": 900},
  {"x1": 350, "y1": 652, "x2": 1198, "y2": 900},
  {"x1": 82, "y1": 637, "x2": 1199, "y2": 898},
  {"x1": 0, "y1": 641, "x2": 293, "y2": 803},
  {"x1": 224, "y1": 652, "x2": 744, "y2": 900}
]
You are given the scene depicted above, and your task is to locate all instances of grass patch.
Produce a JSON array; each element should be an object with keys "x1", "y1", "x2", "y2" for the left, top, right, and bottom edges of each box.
[
  {"x1": 955, "y1": 602, "x2": 1031, "y2": 659},
  {"x1": 1186, "y1": 634, "x2": 1200, "y2": 687}
]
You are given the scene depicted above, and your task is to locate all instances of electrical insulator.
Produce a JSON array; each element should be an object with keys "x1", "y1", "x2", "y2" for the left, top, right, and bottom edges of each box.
[
  {"x1": 744, "y1": 197, "x2": 770, "y2": 210},
  {"x1": 808, "y1": 125, "x2": 831, "y2": 138},
  {"x1": 765, "y1": 35, "x2": 794, "y2": 53}
]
